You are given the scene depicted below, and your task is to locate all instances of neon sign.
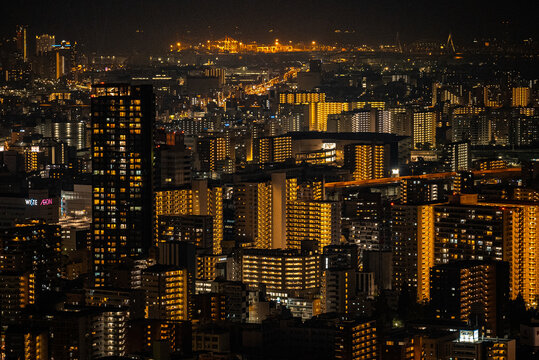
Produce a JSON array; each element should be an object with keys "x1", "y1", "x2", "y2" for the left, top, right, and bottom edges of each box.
[{"x1": 25, "y1": 198, "x2": 53, "y2": 206}]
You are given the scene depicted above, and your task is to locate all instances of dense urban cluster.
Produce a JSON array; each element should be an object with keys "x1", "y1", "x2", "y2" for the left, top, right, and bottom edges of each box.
[{"x1": 0, "y1": 25, "x2": 539, "y2": 360}]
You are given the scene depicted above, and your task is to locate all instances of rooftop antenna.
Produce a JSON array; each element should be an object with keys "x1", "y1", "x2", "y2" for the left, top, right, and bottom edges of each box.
[
  {"x1": 446, "y1": 33, "x2": 456, "y2": 54},
  {"x1": 396, "y1": 32, "x2": 403, "y2": 53}
]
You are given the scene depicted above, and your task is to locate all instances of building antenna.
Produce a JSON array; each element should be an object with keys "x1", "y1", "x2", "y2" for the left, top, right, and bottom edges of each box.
[
  {"x1": 446, "y1": 33, "x2": 456, "y2": 54},
  {"x1": 396, "y1": 32, "x2": 403, "y2": 53}
]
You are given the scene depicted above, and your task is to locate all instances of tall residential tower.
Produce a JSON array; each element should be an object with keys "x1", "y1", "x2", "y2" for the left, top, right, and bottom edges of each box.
[{"x1": 91, "y1": 84, "x2": 154, "y2": 287}]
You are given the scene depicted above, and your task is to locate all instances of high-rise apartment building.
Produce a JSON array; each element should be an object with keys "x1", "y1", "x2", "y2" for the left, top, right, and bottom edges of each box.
[
  {"x1": 449, "y1": 141, "x2": 471, "y2": 171},
  {"x1": 91, "y1": 84, "x2": 154, "y2": 287},
  {"x1": 321, "y1": 268, "x2": 357, "y2": 314},
  {"x1": 35, "y1": 34, "x2": 55, "y2": 55},
  {"x1": 392, "y1": 204, "x2": 436, "y2": 301},
  {"x1": 196, "y1": 136, "x2": 226, "y2": 173},
  {"x1": 15, "y1": 25, "x2": 27, "y2": 62},
  {"x1": 434, "y1": 197, "x2": 505, "y2": 266},
  {"x1": 234, "y1": 181, "x2": 273, "y2": 248},
  {"x1": 400, "y1": 178, "x2": 442, "y2": 204},
  {"x1": 279, "y1": 91, "x2": 326, "y2": 104},
  {"x1": 390, "y1": 107, "x2": 411, "y2": 136},
  {"x1": 413, "y1": 111, "x2": 436, "y2": 149},
  {"x1": 335, "y1": 319, "x2": 377, "y2": 360},
  {"x1": 448, "y1": 330, "x2": 516, "y2": 360},
  {"x1": 0, "y1": 272, "x2": 35, "y2": 323},
  {"x1": 159, "y1": 147, "x2": 192, "y2": 187},
  {"x1": 512, "y1": 87, "x2": 531, "y2": 107},
  {"x1": 393, "y1": 194, "x2": 539, "y2": 307},
  {"x1": 141, "y1": 264, "x2": 190, "y2": 321},
  {"x1": 0, "y1": 220, "x2": 61, "y2": 300},
  {"x1": 253, "y1": 135, "x2": 292, "y2": 164},
  {"x1": 430, "y1": 261, "x2": 509, "y2": 336},
  {"x1": 344, "y1": 144, "x2": 388, "y2": 181},
  {"x1": 155, "y1": 181, "x2": 223, "y2": 254},
  {"x1": 241, "y1": 249, "x2": 319, "y2": 298},
  {"x1": 157, "y1": 215, "x2": 213, "y2": 249},
  {"x1": 453, "y1": 171, "x2": 475, "y2": 194},
  {"x1": 91, "y1": 308, "x2": 129, "y2": 358},
  {"x1": 351, "y1": 110, "x2": 376, "y2": 133},
  {"x1": 306, "y1": 102, "x2": 350, "y2": 131},
  {"x1": 484, "y1": 85, "x2": 503, "y2": 107},
  {"x1": 451, "y1": 107, "x2": 491, "y2": 146},
  {"x1": 286, "y1": 200, "x2": 340, "y2": 252},
  {"x1": 376, "y1": 109, "x2": 393, "y2": 133},
  {"x1": 233, "y1": 175, "x2": 297, "y2": 249}
]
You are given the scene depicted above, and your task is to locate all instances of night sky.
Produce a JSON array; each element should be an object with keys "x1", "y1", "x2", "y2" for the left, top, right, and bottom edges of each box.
[{"x1": 1, "y1": 0, "x2": 537, "y2": 52}]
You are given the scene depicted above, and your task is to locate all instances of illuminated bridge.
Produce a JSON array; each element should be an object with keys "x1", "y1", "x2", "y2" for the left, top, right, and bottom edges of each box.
[{"x1": 324, "y1": 167, "x2": 522, "y2": 189}]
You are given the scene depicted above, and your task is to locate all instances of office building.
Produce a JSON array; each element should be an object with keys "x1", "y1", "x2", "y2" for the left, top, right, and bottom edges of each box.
[{"x1": 52, "y1": 40, "x2": 75, "y2": 79}]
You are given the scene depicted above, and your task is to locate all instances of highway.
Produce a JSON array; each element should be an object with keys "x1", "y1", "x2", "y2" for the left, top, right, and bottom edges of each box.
[
  {"x1": 324, "y1": 167, "x2": 522, "y2": 189},
  {"x1": 244, "y1": 67, "x2": 301, "y2": 95}
]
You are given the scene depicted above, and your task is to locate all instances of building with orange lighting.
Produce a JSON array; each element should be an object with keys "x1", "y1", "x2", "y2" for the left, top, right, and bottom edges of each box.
[
  {"x1": 413, "y1": 111, "x2": 436, "y2": 149},
  {"x1": 393, "y1": 194, "x2": 539, "y2": 307},
  {"x1": 344, "y1": 143, "x2": 388, "y2": 181},
  {"x1": 335, "y1": 319, "x2": 377, "y2": 360},
  {"x1": 142, "y1": 264, "x2": 190, "y2": 321},
  {"x1": 430, "y1": 261, "x2": 509, "y2": 336},
  {"x1": 286, "y1": 200, "x2": 341, "y2": 253},
  {"x1": 512, "y1": 87, "x2": 531, "y2": 107},
  {"x1": 241, "y1": 249, "x2": 319, "y2": 299},
  {"x1": 91, "y1": 84, "x2": 154, "y2": 287}
]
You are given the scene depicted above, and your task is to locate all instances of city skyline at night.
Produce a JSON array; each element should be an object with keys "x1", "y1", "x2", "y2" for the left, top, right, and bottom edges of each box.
[{"x1": 0, "y1": 2, "x2": 538, "y2": 359}]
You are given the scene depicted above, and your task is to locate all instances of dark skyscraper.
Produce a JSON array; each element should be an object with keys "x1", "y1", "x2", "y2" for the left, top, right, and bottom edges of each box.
[{"x1": 91, "y1": 84, "x2": 154, "y2": 287}]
